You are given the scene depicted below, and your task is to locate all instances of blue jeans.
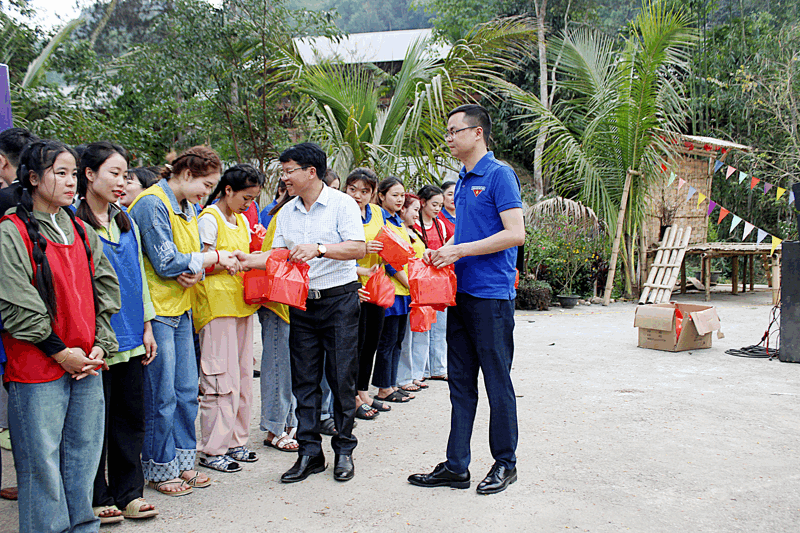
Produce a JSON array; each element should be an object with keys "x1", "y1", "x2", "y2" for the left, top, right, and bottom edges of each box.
[
  {"x1": 142, "y1": 312, "x2": 198, "y2": 482},
  {"x1": 258, "y1": 308, "x2": 296, "y2": 436},
  {"x1": 8, "y1": 373, "x2": 104, "y2": 533},
  {"x1": 372, "y1": 314, "x2": 407, "y2": 389},
  {"x1": 445, "y1": 294, "x2": 517, "y2": 474},
  {"x1": 397, "y1": 317, "x2": 429, "y2": 386},
  {"x1": 427, "y1": 309, "x2": 448, "y2": 377}
]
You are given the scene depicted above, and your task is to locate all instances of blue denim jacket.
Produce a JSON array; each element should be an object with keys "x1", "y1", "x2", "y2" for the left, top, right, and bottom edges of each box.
[{"x1": 128, "y1": 179, "x2": 204, "y2": 278}]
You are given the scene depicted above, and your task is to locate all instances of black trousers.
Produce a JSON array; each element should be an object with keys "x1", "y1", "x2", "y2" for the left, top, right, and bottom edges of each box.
[
  {"x1": 93, "y1": 357, "x2": 146, "y2": 509},
  {"x1": 357, "y1": 302, "x2": 385, "y2": 392},
  {"x1": 289, "y1": 288, "x2": 360, "y2": 456}
]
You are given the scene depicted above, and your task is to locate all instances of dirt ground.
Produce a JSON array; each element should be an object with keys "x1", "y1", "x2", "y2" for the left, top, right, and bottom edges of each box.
[{"x1": 1, "y1": 289, "x2": 798, "y2": 532}]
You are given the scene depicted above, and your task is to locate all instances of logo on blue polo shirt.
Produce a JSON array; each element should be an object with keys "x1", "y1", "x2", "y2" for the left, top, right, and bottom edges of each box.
[{"x1": 471, "y1": 185, "x2": 486, "y2": 197}]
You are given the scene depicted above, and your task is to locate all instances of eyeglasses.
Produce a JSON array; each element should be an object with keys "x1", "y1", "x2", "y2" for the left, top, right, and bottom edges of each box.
[
  {"x1": 444, "y1": 125, "x2": 478, "y2": 140},
  {"x1": 280, "y1": 166, "x2": 309, "y2": 179}
]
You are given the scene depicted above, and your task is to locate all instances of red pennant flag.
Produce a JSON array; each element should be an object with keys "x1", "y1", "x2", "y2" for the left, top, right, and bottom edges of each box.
[
  {"x1": 717, "y1": 208, "x2": 730, "y2": 224},
  {"x1": 726, "y1": 166, "x2": 736, "y2": 179},
  {"x1": 750, "y1": 176, "x2": 760, "y2": 190},
  {"x1": 721, "y1": 147, "x2": 728, "y2": 154}
]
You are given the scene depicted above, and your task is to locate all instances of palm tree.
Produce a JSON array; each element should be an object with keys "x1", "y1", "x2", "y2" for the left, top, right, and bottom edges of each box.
[
  {"x1": 265, "y1": 17, "x2": 535, "y2": 184},
  {"x1": 509, "y1": 0, "x2": 696, "y2": 303}
]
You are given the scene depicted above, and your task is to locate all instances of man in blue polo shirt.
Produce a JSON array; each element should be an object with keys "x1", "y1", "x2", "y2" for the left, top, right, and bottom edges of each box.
[{"x1": 408, "y1": 104, "x2": 525, "y2": 495}]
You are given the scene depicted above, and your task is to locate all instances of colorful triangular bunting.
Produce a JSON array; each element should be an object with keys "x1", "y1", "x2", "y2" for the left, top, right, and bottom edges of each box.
[
  {"x1": 771, "y1": 236, "x2": 783, "y2": 255},
  {"x1": 790, "y1": 191, "x2": 795, "y2": 205},
  {"x1": 678, "y1": 178, "x2": 687, "y2": 190},
  {"x1": 697, "y1": 193, "x2": 707, "y2": 207},
  {"x1": 750, "y1": 176, "x2": 760, "y2": 190},
  {"x1": 667, "y1": 172, "x2": 676, "y2": 186},
  {"x1": 756, "y1": 228, "x2": 768, "y2": 244},
  {"x1": 717, "y1": 208, "x2": 730, "y2": 224},
  {"x1": 739, "y1": 171, "x2": 747, "y2": 184},
  {"x1": 730, "y1": 215, "x2": 743, "y2": 232},
  {"x1": 686, "y1": 186, "x2": 697, "y2": 202},
  {"x1": 714, "y1": 160, "x2": 724, "y2": 173},
  {"x1": 777, "y1": 187, "x2": 787, "y2": 200},
  {"x1": 764, "y1": 182, "x2": 773, "y2": 194},
  {"x1": 726, "y1": 166, "x2": 736, "y2": 179},
  {"x1": 707, "y1": 200, "x2": 717, "y2": 216},
  {"x1": 742, "y1": 222, "x2": 755, "y2": 240}
]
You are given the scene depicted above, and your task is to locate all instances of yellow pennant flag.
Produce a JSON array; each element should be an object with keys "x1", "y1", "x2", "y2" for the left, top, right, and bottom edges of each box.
[
  {"x1": 696, "y1": 193, "x2": 707, "y2": 208},
  {"x1": 771, "y1": 236, "x2": 782, "y2": 256},
  {"x1": 777, "y1": 187, "x2": 787, "y2": 200}
]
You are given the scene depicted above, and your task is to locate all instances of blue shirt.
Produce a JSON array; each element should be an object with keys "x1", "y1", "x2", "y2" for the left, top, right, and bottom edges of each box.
[
  {"x1": 259, "y1": 199, "x2": 279, "y2": 228},
  {"x1": 453, "y1": 152, "x2": 522, "y2": 299}
]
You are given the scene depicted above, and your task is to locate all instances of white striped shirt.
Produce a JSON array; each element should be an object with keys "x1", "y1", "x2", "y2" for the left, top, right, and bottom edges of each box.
[{"x1": 273, "y1": 185, "x2": 365, "y2": 290}]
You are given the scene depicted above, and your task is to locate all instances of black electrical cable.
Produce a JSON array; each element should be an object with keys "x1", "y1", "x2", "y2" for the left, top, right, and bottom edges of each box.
[{"x1": 725, "y1": 304, "x2": 781, "y2": 359}]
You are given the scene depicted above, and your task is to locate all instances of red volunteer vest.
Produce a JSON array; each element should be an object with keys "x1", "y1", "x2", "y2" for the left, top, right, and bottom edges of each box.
[{"x1": 1, "y1": 213, "x2": 96, "y2": 383}]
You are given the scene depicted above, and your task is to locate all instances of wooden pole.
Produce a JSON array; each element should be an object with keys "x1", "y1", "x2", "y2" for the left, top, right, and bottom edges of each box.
[{"x1": 603, "y1": 169, "x2": 638, "y2": 306}]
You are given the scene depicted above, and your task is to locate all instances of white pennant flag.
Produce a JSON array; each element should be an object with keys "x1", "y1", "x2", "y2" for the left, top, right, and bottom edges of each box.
[
  {"x1": 742, "y1": 222, "x2": 755, "y2": 240},
  {"x1": 729, "y1": 215, "x2": 743, "y2": 232},
  {"x1": 756, "y1": 228, "x2": 768, "y2": 244}
]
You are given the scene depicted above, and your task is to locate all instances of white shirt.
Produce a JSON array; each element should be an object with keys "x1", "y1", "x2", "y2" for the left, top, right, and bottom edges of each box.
[
  {"x1": 273, "y1": 185, "x2": 365, "y2": 290},
  {"x1": 198, "y1": 204, "x2": 250, "y2": 248}
]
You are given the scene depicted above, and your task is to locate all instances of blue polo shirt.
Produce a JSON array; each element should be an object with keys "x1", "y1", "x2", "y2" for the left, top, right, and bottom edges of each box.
[
  {"x1": 453, "y1": 151, "x2": 522, "y2": 300},
  {"x1": 259, "y1": 199, "x2": 279, "y2": 228}
]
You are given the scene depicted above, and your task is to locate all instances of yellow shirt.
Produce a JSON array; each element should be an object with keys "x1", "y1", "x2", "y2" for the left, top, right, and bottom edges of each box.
[
  {"x1": 128, "y1": 184, "x2": 200, "y2": 317},
  {"x1": 193, "y1": 206, "x2": 259, "y2": 332},
  {"x1": 261, "y1": 207, "x2": 290, "y2": 324},
  {"x1": 358, "y1": 203, "x2": 386, "y2": 286}
]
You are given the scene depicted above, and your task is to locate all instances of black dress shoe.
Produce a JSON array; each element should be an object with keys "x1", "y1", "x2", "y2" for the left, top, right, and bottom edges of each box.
[
  {"x1": 476, "y1": 463, "x2": 517, "y2": 495},
  {"x1": 407, "y1": 462, "x2": 470, "y2": 489},
  {"x1": 333, "y1": 454, "x2": 354, "y2": 482},
  {"x1": 280, "y1": 453, "x2": 326, "y2": 483},
  {"x1": 253, "y1": 369, "x2": 261, "y2": 378}
]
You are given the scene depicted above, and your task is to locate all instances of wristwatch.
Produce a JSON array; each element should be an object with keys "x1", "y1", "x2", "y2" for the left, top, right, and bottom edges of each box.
[{"x1": 317, "y1": 244, "x2": 327, "y2": 258}]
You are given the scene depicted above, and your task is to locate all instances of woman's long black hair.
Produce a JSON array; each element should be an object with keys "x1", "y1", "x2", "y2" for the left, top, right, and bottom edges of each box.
[
  {"x1": 76, "y1": 141, "x2": 131, "y2": 232},
  {"x1": 15, "y1": 140, "x2": 99, "y2": 320},
  {"x1": 416, "y1": 184, "x2": 444, "y2": 248},
  {"x1": 204, "y1": 163, "x2": 265, "y2": 209}
]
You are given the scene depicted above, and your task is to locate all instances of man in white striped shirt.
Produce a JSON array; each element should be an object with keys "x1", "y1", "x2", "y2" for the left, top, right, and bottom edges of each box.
[{"x1": 271, "y1": 143, "x2": 365, "y2": 483}]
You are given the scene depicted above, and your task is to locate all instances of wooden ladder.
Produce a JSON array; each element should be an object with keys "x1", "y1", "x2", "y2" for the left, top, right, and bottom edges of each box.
[{"x1": 639, "y1": 226, "x2": 693, "y2": 305}]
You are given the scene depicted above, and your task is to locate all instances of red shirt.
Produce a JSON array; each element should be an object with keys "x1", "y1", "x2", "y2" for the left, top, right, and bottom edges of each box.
[
  {"x1": 415, "y1": 218, "x2": 447, "y2": 250},
  {"x1": 437, "y1": 210, "x2": 455, "y2": 241}
]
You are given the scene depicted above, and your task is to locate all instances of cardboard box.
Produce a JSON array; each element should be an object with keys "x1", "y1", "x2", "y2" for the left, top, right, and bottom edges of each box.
[{"x1": 634, "y1": 303, "x2": 721, "y2": 352}]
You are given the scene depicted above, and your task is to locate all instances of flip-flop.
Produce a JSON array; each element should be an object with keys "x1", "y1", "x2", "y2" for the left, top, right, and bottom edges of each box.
[
  {"x1": 375, "y1": 391, "x2": 411, "y2": 403},
  {"x1": 400, "y1": 384, "x2": 421, "y2": 392},
  {"x1": 355, "y1": 403, "x2": 380, "y2": 420},
  {"x1": 147, "y1": 479, "x2": 193, "y2": 497},
  {"x1": 370, "y1": 399, "x2": 391, "y2": 412},
  {"x1": 428, "y1": 375, "x2": 448, "y2": 381},
  {"x1": 93, "y1": 505, "x2": 124, "y2": 524},
  {"x1": 122, "y1": 498, "x2": 159, "y2": 519},
  {"x1": 413, "y1": 380, "x2": 429, "y2": 389},
  {"x1": 396, "y1": 388, "x2": 415, "y2": 398}
]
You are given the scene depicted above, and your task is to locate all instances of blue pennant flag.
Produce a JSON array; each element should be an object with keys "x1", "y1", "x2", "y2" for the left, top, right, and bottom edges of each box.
[{"x1": 714, "y1": 160, "x2": 724, "y2": 173}]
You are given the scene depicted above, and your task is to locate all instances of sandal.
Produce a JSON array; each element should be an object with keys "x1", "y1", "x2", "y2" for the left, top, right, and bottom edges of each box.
[
  {"x1": 264, "y1": 431, "x2": 299, "y2": 452},
  {"x1": 413, "y1": 380, "x2": 429, "y2": 389},
  {"x1": 375, "y1": 391, "x2": 411, "y2": 403},
  {"x1": 93, "y1": 505, "x2": 124, "y2": 524},
  {"x1": 147, "y1": 479, "x2": 193, "y2": 497},
  {"x1": 181, "y1": 469, "x2": 213, "y2": 487},
  {"x1": 227, "y1": 445, "x2": 259, "y2": 462},
  {"x1": 122, "y1": 498, "x2": 159, "y2": 519},
  {"x1": 396, "y1": 388, "x2": 415, "y2": 398},
  {"x1": 428, "y1": 375, "x2": 448, "y2": 381},
  {"x1": 199, "y1": 455, "x2": 241, "y2": 473},
  {"x1": 400, "y1": 383, "x2": 421, "y2": 392},
  {"x1": 355, "y1": 403, "x2": 379, "y2": 420},
  {"x1": 370, "y1": 399, "x2": 391, "y2": 412}
]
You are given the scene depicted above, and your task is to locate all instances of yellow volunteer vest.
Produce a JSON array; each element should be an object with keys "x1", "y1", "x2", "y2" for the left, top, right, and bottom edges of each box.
[
  {"x1": 409, "y1": 229, "x2": 426, "y2": 259},
  {"x1": 193, "y1": 207, "x2": 259, "y2": 332},
  {"x1": 129, "y1": 184, "x2": 201, "y2": 317},
  {"x1": 358, "y1": 203, "x2": 386, "y2": 286},
  {"x1": 261, "y1": 208, "x2": 290, "y2": 324},
  {"x1": 386, "y1": 220, "x2": 411, "y2": 297}
]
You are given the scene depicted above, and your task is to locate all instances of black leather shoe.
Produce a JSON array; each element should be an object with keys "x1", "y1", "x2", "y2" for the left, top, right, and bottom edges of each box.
[
  {"x1": 476, "y1": 463, "x2": 517, "y2": 495},
  {"x1": 333, "y1": 454, "x2": 354, "y2": 482},
  {"x1": 280, "y1": 453, "x2": 326, "y2": 483},
  {"x1": 407, "y1": 462, "x2": 470, "y2": 489}
]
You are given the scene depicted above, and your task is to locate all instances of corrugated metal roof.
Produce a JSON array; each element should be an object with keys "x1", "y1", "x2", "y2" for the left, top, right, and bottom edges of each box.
[{"x1": 294, "y1": 28, "x2": 450, "y2": 65}]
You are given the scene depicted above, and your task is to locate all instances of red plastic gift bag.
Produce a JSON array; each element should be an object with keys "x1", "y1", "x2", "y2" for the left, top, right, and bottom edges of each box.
[
  {"x1": 410, "y1": 306, "x2": 437, "y2": 332},
  {"x1": 408, "y1": 258, "x2": 457, "y2": 310},
  {"x1": 243, "y1": 269, "x2": 270, "y2": 305},
  {"x1": 375, "y1": 226, "x2": 414, "y2": 270},
  {"x1": 250, "y1": 224, "x2": 267, "y2": 252},
  {"x1": 266, "y1": 250, "x2": 310, "y2": 311},
  {"x1": 515, "y1": 268, "x2": 520, "y2": 289},
  {"x1": 364, "y1": 268, "x2": 395, "y2": 309}
]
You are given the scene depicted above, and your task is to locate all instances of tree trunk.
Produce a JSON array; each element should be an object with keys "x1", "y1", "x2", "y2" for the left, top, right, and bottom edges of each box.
[
  {"x1": 532, "y1": 0, "x2": 548, "y2": 199},
  {"x1": 603, "y1": 169, "x2": 637, "y2": 305},
  {"x1": 89, "y1": 0, "x2": 119, "y2": 48}
]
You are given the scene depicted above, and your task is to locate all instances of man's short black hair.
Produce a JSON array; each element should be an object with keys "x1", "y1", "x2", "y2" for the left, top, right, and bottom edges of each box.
[
  {"x1": 448, "y1": 104, "x2": 491, "y2": 147},
  {"x1": 279, "y1": 142, "x2": 326, "y2": 180},
  {"x1": 0, "y1": 128, "x2": 40, "y2": 168}
]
